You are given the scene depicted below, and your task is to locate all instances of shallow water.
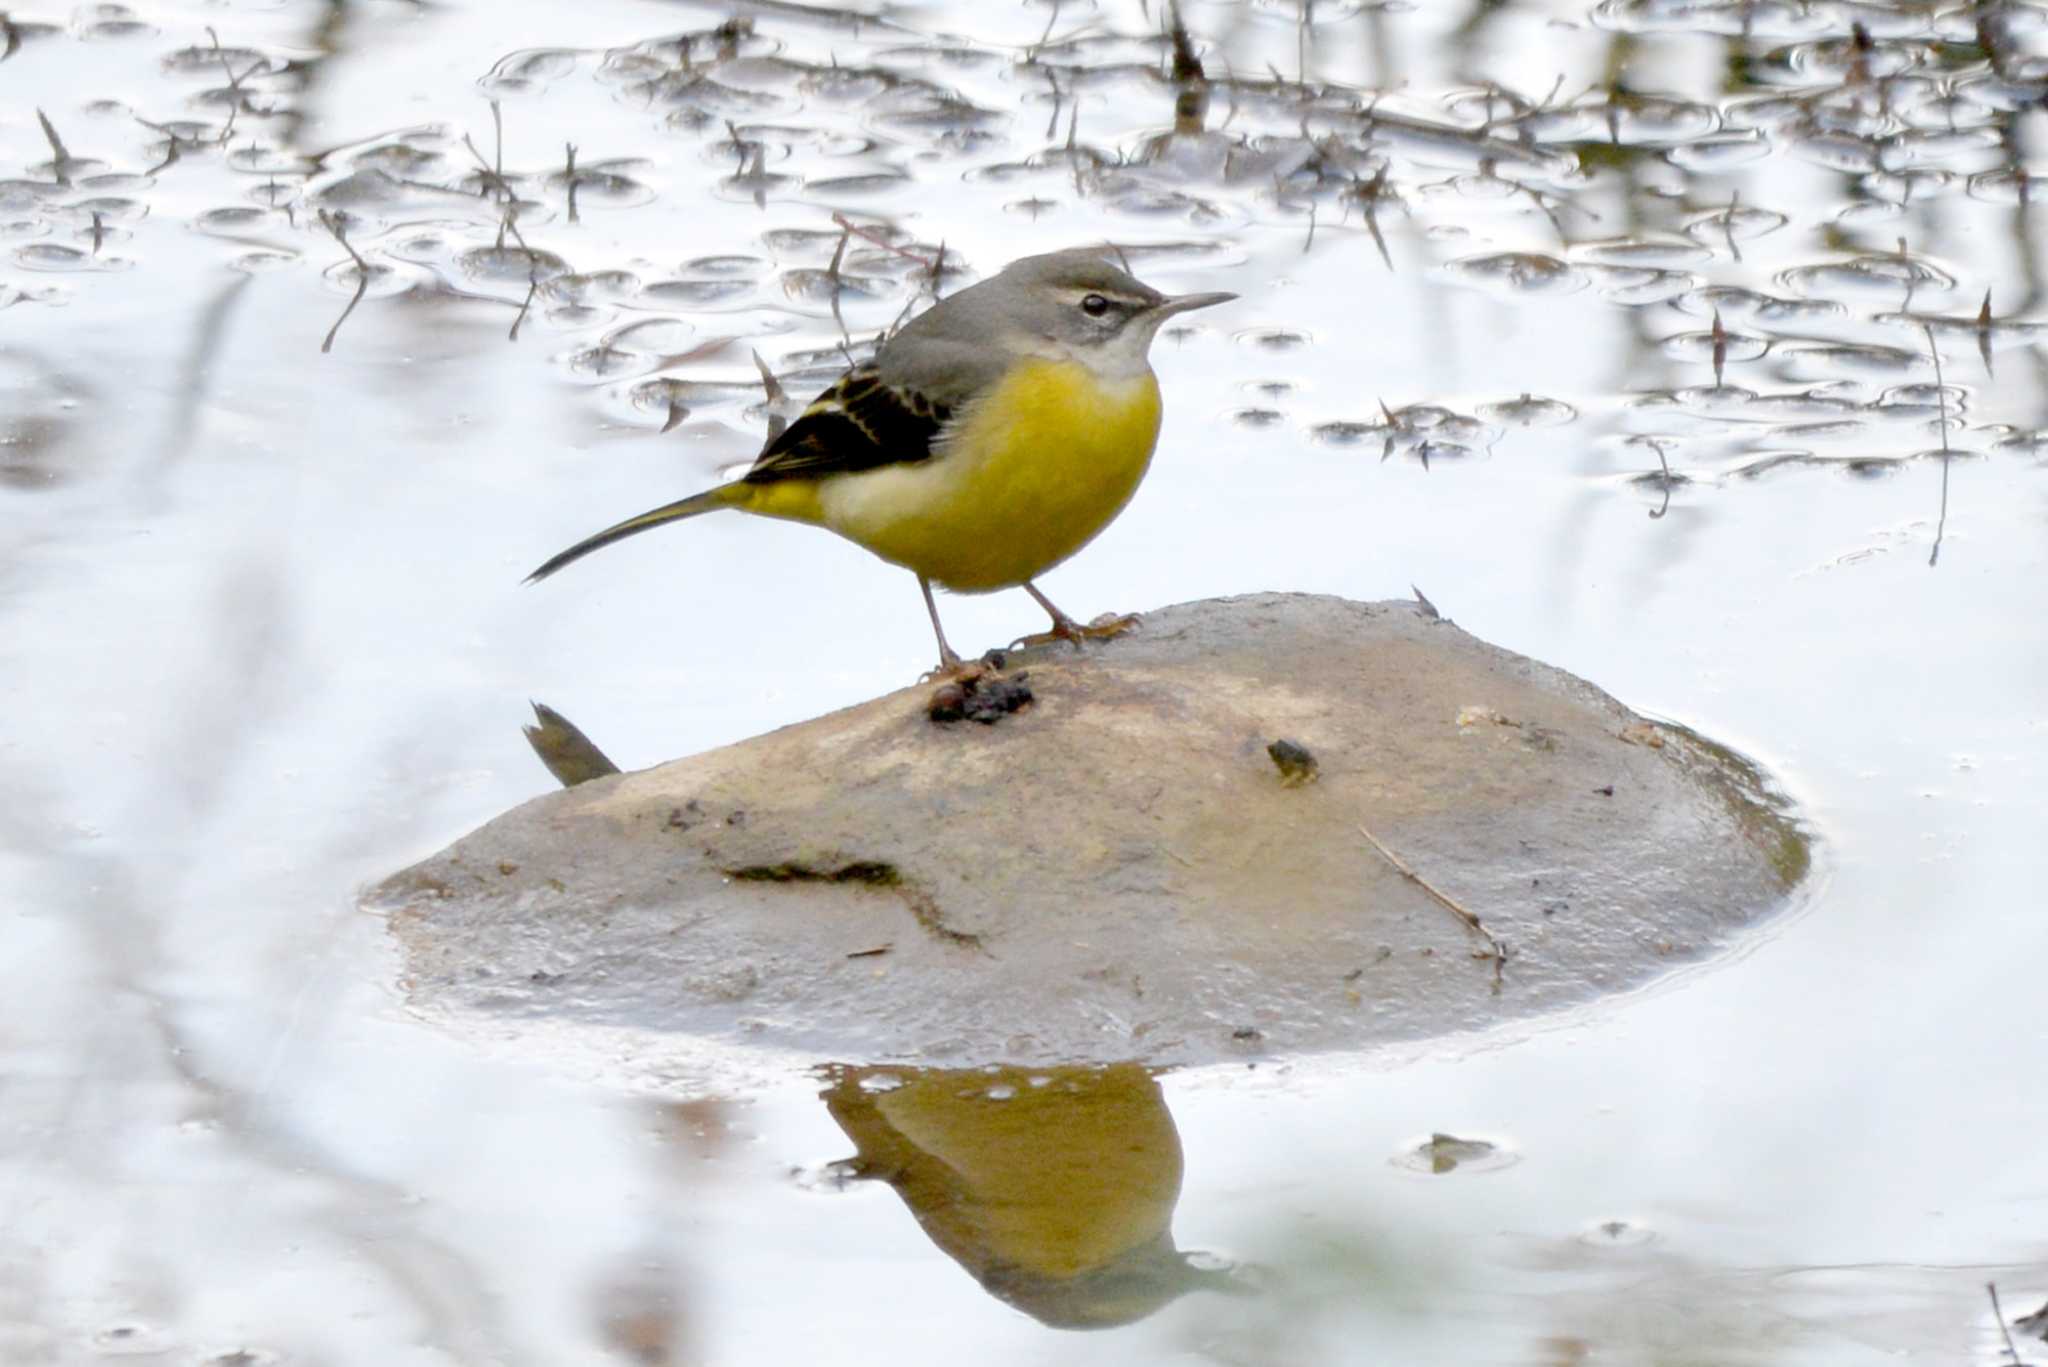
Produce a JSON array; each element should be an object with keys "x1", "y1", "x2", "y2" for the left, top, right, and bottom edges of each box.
[{"x1": 4, "y1": 0, "x2": 2046, "y2": 1362}]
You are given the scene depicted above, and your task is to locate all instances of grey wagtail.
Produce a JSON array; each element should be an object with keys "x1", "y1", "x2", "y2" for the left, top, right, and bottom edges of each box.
[{"x1": 527, "y1": 247, "x2": 1235, "y2": 671}]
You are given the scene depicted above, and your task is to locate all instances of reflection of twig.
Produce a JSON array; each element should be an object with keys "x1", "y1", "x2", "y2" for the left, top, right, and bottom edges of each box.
[
  {"x1": 753, "y1": 349, "x2": 786, "y2": 444},
  {"x1": 1925, "y1": 322, "x2": 1951, "y2": 568},
  {"x1": 826, "y1": 220, "x2": 851, "y2": 350},
  {"x1": 508, "y1": 276, "x2": 538, "y2": 341},
  {"x1": 318, "y1": 209, "x2": 370, "y2": 354},
  {"x1": 1025, "y1": 0, "x2": 1060, "y2": 63},
  {"x1": 564, "y1": 142, "x2": 579, "y2": 224},
  {"x1": 1978, "y1": 287, "x2": 1994, "y2": 377},
  {"x1": 1357, "y1": 823, "x2": 1508, "y2": 986},
  {"x1": 1987, "y1": 1282, "x2": 2026, "y2": 1366},
  {"x1": 1638, "y1": 436, "x2": 1674, "y2": 519},
  {"x1": 827, "y1": 211, "x2": 928, "y2": 267},
  {"x1": 35, "y1": 108, "x2": 73, "y2": 185}
]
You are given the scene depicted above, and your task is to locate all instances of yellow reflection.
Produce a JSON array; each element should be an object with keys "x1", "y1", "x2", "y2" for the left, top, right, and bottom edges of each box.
[{"x1": 819, "y1": 1063, "x2": 1235, "y2": 1329}]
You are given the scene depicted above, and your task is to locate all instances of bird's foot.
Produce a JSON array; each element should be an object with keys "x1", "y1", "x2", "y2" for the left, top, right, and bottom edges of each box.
[
  {"x1": 920, "y1": 656, "x2": 988, "y2": 685},
  {"x1": 1010, "y1": 611, "x2": 1142, "y2": 652}
]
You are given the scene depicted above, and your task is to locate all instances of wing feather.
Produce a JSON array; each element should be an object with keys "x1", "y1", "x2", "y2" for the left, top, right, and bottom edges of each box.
[{"x1": 743, "y1": 365, "x2": 954, "y2": 485}]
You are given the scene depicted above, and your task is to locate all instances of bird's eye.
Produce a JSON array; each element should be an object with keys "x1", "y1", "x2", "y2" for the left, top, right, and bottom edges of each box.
[{"x1": 1080, "y1": 293, "x2": 1111, "y2": 317}]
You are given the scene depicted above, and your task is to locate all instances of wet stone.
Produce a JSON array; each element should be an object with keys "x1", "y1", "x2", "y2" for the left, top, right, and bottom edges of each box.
[{"x1": 370, "y1": 595, "x2": 1810, "y2": 1068}]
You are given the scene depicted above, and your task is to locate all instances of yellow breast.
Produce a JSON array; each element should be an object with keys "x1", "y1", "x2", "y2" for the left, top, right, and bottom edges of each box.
[{"x1": 815, "y1": 357, "x2": 1164, "y2": 592}]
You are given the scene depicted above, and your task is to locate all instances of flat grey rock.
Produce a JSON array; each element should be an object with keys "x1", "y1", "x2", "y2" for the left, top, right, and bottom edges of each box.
[{"x1": 369, "y1": 593, "x2": 1810, "y2": 1066}]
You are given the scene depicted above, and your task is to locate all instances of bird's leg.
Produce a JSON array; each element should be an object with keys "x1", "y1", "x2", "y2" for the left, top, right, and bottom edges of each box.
[
  {"x1": 918, "y1": 575, "x2": 979, "y2": 680},
  {"x1": 1013, "y1": 580, "x2": 1141, "y2": 650}
]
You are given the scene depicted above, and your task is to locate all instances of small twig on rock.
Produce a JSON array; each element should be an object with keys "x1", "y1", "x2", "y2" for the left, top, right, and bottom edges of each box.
[{"x1": 1358, "y1": 822, "x2": 1507, "y2": 984}]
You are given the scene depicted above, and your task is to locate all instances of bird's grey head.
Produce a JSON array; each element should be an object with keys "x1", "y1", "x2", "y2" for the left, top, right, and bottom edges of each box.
[{"x1": 918, "y1": 247, "x2": 1235, "y2": 378}]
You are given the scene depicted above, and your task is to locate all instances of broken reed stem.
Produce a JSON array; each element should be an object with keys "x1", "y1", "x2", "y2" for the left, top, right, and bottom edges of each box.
[{"x1": 1356, "y1": 823, "x2": 1508, "y2": 979}]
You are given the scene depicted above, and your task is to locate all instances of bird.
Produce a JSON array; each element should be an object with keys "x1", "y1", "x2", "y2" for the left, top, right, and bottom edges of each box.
[{"x1": 527, "y1": 246, "x2": 1236, "y2": 672}]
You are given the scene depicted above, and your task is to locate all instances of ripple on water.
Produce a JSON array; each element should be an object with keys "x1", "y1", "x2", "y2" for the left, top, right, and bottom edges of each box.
[
  {"x1": 1233, "y1": 328, "x2": 1311, "y2": 352},
  {"x1": 1443, "y1": 252, "x2": 1587, "y2": 297},
  {"x1": 1778, "y1": 254, "x2": 1958, "y2": 301},
  {"x1": 1309, "y1": 420, "x2": 1384, "y2": 447},
  {"x1": 1990, "y1": 429, "x2": 2048, "y2": 459},
  {"x1": 542, "y1": 271, "x2": 642, "y2": 305},
  {"x1": 13, "y1": 243, "x2": 129, "y2": 272},
  {"x1": 1776, "y1": 343, "x2": 1925, "y2": 380},
  {"x1": 320, "y1": 258, "x2": 415, "y2": 298},
  {"x1": 1588, "y1": 95, "x2": 1723, "y2": 145},
  {"x1": 1682, "y1": 204, "x2": 1789, "y2": 247},
  {"x1": 1665, "y1": 133, "x2": 1773, "y2": 171},
  {"x1": 1789, "y1": 131, "x2": 1882, "y2": 174},
  {"x1": 1391, "y1": 1133, "x2": 1519, "y2": 1176},
  {"x1": 1590, "y1": 0, "x2": 1828, "y2": 39},
  {"x1": 1586, "y1": 266, "x2": 1700, "y2": 306},
  {"x1": 1576, "y1": 237, "x2": 1716, "y2": 270},
  {"x1": 458, "y1": 245, "x2": 570, "y2": 284},
  {"x1": 1661, "y1": 327, "x2": 1770, "y2": 366},
  {"x1": 481, "y1": 47, "x2": 583, "y2": 89},
  {"x1": 780, "y1": 268, "x2": 893, "y2": 303},
  {"x1": 544, "y1": 163, "x2": 658, "y2": 208},
  {"x1": 195, "y1": 205, "x2": 272, "y2": 233},
  {"x1": 161, "y1": 41, "x2": 274, "y2": 74},
  {"x1": 1478, "y1": 394, "x2": 1578, "y2": 428}
]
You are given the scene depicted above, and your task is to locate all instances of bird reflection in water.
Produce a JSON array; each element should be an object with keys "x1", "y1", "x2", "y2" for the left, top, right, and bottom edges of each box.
[{"x1": 818, "y1": 1062, "x2": 1242, "y2": 1329}]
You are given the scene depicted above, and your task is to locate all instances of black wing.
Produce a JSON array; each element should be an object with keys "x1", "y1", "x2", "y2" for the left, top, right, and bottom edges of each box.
[{"x1": 743, "y1": 364, "x2": 955, "y2": 486}]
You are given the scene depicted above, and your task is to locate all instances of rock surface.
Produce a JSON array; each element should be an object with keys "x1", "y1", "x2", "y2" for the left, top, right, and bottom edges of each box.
[{"x1": 370, "y1": 593, "x2": 1809, "y2": 1066}]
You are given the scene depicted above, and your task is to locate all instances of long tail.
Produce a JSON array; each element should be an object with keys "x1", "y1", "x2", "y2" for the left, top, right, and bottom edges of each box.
[{"x1": 525, "y1": 485, "x2": 737, "y2": 583}]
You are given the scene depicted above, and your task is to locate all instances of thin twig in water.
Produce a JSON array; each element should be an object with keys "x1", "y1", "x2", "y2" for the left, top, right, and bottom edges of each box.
[
  {"x1": 35, "y1": 108, "x2": 72, "y2": 185},
  {"x1": 1925, "y1": 322, "x2": 1952, "y2": 567},
  {"x1": 1648, "y1": 436, "x2": 1674, "y2": 518},
  {"x1": 1026, "y1": 0, "x2": 1060, "y2": 63},
  {"x1": 827, "y1": 212, "x2": 929, "y2": 268},
  {"x1": 826, "y1": 220, "x2": 851, "y2": 349},
  {"x1": 1978, "y1": 287, "x2": 1994, "y2": 377},
  {"x1": 206, "y1": 27, "x2": 250, "y2": 111},
  {"x1": 564, "y1": 142, "x2": 579, "y2": 224},
  {"x1": 1357, "y1": 823, "x2": 1508, "y2": 985},
  {"x1": 753, "y1": 349, "x2": 787, "y2": 444},
  {"x1": 317, "y1": 210, "x2": 370, "y2": 354},
  {"x1": 1988, "y1": 1283, "x2": 2026, "y2": 1366},
  {"x1": 508, "y1": 276, "x2": 538, "y2": 341}
]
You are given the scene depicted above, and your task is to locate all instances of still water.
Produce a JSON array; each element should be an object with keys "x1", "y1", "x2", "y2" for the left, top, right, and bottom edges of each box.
[{"x1": 4, "y1": 0, "x2": 2045, "y2": 1362}]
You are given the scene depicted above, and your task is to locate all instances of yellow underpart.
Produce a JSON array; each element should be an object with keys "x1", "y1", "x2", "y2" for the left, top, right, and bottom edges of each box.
[
  {"x1": 777, "y1": 356, "x2": 1163, "y2": 592},
  {"x1": 727, "y1": 476, "x2": 822, "y2": 525}
]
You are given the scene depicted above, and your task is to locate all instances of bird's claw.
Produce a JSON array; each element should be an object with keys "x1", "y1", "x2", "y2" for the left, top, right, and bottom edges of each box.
[{"x1": 1009, "y1": 611, "x2": 1142, "y2": 653}]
